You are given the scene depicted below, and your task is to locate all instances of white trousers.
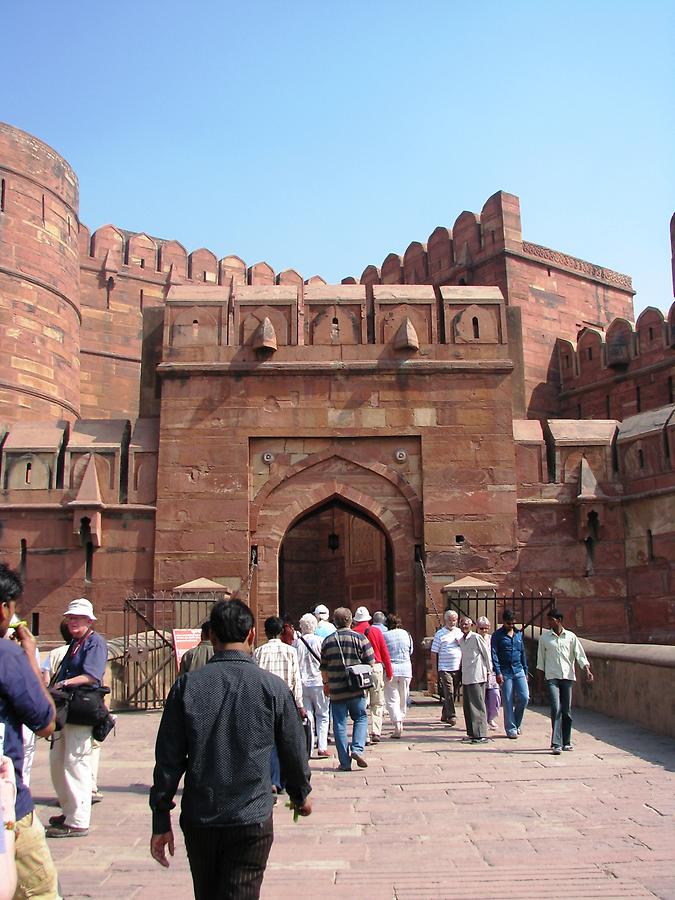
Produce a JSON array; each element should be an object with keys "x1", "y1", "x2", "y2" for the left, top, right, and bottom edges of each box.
[
  {"x1": 368, "y1": 663, "x2": 386, "y2": 736},
  {"x1": 49, "y1": 724, "x2": 93, "y2": 829},
  {"x1": 385, "y1": 676, "x2": 411, "y2": 725},
  {"x1": 302, "y1": 684, "x2": 330, "y2": 753}
]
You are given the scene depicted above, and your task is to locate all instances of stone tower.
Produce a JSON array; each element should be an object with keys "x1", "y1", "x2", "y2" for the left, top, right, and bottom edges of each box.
[{"x1": 0, "y1": 122, "x2": 81, "y2": 422}]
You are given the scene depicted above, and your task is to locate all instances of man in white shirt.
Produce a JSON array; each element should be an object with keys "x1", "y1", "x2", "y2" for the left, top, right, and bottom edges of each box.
[
  {"x1": 255, "y1": 617, "x2": 305, "y2": 790},
  {"x1": 294, "y1": 614, "x2": 331, "y2": 758},
  {"x1": 430, "y1": 610, "x2": 462, "y2": 726},
  {"x1": 536, "y1": 609, "x2": 593, "y2": 755}
]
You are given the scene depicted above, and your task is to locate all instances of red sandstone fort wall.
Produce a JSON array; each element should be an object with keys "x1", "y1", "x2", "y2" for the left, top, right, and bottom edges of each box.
[{"x1": 0, "y1": 123, "x2": 81, "y2": 422}]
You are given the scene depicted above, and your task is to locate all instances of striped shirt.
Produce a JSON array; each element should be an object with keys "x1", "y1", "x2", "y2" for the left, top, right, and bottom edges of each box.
[
  {"x1": 254, "y1": 639, "x2": 303, "y2": 708},
  {"x1": 320, "y1": 628, "x2": 376, "y2": 702},
  {"x1": 384, "y1": 628, "x2": 414, "y2": 678},
  {"x1": 430, "y1": 626, "x2": 462, "y2": 671}
]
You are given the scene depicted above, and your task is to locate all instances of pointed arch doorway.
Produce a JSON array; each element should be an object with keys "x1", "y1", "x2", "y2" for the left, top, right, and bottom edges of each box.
[{"x1": 279, "y1": 499, "x2": 394, "y2": 625}]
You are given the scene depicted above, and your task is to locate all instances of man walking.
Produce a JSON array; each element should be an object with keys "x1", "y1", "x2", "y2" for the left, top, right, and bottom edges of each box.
[
  {"x1": 352, "y1": 606, "x2": 392, "y2": 742},
  {"x1": 491, "y1": 609, "x2": 529, "y2": 739},
  {"x1": 294, "y1": 613, "x2": 331, "y2": 758},
  {"x1": 320, "y1": 607, "x2": 375, "y2": 770},
  {"x1": 254, "y1": 617, "x2": 305, "y2": 791},
  {"x1": 150, "y1": 599, "x2": 312, "y2": 899},
  {"x1": 430, "y1": 610, "x2": 462, "y2": 726},
  {"x1": 459, "y1": 616, "x2": 491, "y2": 743},
  {"x1": 537, "y1": 608, "x2": 593, "y2": 755},
  {"x1": 0, "y1": 563, "x2": 60, "y2": 897}
]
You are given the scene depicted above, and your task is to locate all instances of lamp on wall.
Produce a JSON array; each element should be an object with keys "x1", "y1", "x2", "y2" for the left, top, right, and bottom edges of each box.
[{"x1": 328, "y1": 506, "x2": 339, "y2": 553}]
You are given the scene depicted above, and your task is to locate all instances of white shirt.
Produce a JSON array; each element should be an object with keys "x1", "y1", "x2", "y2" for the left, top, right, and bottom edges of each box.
[
  {"x1": 430, "y1": 625, "x2": 462, "y2": 671},
  {"x1": 294, "y1": 632, "x2": 324, "y2": 688},
  {"x1": 537, "y1": 628, "x2": 590, "y2": 681}
]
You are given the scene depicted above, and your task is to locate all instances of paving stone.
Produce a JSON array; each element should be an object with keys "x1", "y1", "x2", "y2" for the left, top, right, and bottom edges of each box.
[{"x1": 25, "y1": 700, "x2": 675, "y2": 899}]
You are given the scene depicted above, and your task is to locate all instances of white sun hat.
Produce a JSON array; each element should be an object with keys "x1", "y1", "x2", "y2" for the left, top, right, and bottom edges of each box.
[
  {"x1": 353, "y1": 606, "x2": 372, "y2": 623},
  {"x1": 63, "y1": 598, "x2": 97, "y2": 620}
]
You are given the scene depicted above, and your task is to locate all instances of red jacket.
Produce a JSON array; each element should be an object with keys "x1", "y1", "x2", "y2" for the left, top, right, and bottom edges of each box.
[{"x1": 353, "y1": 622, "x2": 393, "y2": 679}]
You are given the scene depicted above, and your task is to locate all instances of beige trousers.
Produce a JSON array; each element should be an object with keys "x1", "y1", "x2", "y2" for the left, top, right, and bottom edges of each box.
[
  {"x1": 49, "y1": 723, "x2": 93, "y2": 829},
  {"x1": 14, "y1": 811, "x2": 61, "y2": 899}
]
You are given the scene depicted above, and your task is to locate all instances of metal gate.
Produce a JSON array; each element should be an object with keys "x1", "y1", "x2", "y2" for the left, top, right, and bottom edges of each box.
[{"x1": 121, "y1": 591, "x2": 224, "y2": 709}]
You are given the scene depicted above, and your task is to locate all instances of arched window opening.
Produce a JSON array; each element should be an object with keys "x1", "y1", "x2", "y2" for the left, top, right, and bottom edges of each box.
[
  {"x1": 24, "y1": 462, "x2": 32, "y2": 485},
  {"x1": 638, "y1": 448, "x2": 645, "y2": 469},
  {"x1": 584, "y1": 511, "x2": 600, "y2": 577},
  {"x1": 192, "y1": 319, "x2": 199, "y2": 339},
  {"x1": 472, "y1": 317, "x2": 480, "y2": 340},
  {"x1": 646, "y1": 529, "x2": 654, "y2": 562}
]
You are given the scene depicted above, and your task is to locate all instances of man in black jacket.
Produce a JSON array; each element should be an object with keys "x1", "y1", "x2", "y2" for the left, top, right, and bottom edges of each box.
[{"x1": 150, "y1": 599, "x2": 312, "y2": 899}]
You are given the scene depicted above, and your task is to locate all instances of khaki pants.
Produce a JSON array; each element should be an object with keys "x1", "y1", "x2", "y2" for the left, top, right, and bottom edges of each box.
[
  {"x1": 14, "y1": 811, "x2": 60, "y2": 899},
  {"x1": 368, "y1": 663, "x2": 385, "y2": 736}
]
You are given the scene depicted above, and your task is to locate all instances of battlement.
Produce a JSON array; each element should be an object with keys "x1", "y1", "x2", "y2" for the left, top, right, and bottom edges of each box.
[
  {"x1": 557, "y1": 303, "x2": 675, "y2": 421},
  {"x1": 345, "y1": 190, "x2": 633, "y2": 292}
]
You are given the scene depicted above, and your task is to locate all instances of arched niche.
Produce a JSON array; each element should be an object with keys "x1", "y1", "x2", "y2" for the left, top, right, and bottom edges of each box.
[
  {"x1": 310, "y1": 305, "x2": 361, "y2": 345},
  {"x1": 171, "y1": 308, "x2": 219, "y2": 347},
  {"x1": 453, "y1": 304, "x2": 498, "y2": 344},
  {"x1": 382, "y1": 304, "x2": 431, "y2": 345},
  {"x1": 5, "y1": 454, "x2": 51, "y2": 490},
  {"x1": 241, "y1": 307, "x2": 289, "y2": 347}
]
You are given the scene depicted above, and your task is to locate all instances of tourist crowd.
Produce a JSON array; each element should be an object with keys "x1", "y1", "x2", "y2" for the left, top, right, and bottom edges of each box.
[{"x1": 0, "y1": 556, "x2": 593, "y2": 900}]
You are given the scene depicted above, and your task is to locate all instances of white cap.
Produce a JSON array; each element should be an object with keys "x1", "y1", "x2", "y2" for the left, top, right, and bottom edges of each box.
[
  {"x1": 353, "y1": 606, "x2": 371, "y2": 623},
  {"x1": 63, "y1": 598, "x2": 97, "y2": 621},
  {"x1": 314, "y1": 604, "x2": 329, "y2": 621}
]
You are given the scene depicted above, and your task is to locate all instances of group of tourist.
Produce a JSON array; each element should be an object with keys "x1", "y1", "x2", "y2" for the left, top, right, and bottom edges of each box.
[
  {"x1": 431, "y1": 605, "x2": 593, "y2": 753},
  {"x1": 0, "y1": 553, "x2": 594, "y2": 900}
]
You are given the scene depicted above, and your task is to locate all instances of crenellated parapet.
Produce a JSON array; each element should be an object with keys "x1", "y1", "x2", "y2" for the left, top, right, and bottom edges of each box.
[{"x1": 557, "y1": 302, "x2": 675, "y2": 420}]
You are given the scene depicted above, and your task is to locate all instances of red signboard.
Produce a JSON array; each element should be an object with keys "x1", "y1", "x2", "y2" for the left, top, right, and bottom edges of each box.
[{"x1": 172, "y1": 628, "x2": 202, "y2": 667}]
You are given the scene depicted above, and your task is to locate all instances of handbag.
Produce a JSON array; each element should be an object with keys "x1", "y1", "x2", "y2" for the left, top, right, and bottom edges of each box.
[
  {"x1": 336, "y1": 635, "x2": 374, "y2": 691},
  {"x1": 48, "y1": 630, "x2": 111, "y2": 730}
]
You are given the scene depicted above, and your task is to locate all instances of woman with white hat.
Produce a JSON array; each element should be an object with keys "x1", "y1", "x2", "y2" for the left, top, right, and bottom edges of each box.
[{"x1": 46, "y1": 598, "x2": 107, "y2": 838}]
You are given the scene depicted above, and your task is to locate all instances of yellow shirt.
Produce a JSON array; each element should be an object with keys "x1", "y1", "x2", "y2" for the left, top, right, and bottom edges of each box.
[{"x1": 536, "y1": 628, "x2": 589, "y2": 680}]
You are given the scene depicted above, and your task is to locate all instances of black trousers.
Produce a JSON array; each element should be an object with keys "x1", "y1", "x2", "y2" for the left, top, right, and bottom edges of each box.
[{"x1": 182, "y1": 816, "x2": 274, "y2": 900}]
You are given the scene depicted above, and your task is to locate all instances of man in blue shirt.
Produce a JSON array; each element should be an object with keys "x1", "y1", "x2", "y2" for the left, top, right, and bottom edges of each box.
[
  {"x1": 0, "y1": 562, "x2": 60, "y2": 896},
  {"x1": 491, "y1": 608, "x2": 529, "y2": 739}
]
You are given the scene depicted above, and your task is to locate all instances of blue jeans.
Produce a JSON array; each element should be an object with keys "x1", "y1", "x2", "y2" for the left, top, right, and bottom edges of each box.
[
  {"x1": 331, "y1": 695, "x2": 368, "y2": 769},
  {"x1": 546, "y1": 678, "x2": 574, "y2": 748},
  {"x1": 501, "y1": 672, "x2": 529, "y2": 736}
]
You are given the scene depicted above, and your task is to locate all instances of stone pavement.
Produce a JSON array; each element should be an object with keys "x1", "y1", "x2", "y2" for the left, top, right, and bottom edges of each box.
[{"x1": 28, "y1": 697, "x2": 675, "y2": 900}]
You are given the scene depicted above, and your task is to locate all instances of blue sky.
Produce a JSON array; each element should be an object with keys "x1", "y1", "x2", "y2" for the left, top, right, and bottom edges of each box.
[{"x1": 2, "y1": 1, "x2": 673, "y2": 314}]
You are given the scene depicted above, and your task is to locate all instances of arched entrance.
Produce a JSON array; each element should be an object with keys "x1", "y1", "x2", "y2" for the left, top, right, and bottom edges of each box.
[
  {"x1": 279, "y1": 498, "x2": 394, "y2": 625},
  {"x1": 250, "y1": 450, "x2": 424, "y2": 648}
]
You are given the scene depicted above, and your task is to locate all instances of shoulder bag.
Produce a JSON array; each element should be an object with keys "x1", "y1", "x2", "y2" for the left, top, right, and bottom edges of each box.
[
  {"x1": 336, "y1": 634, "x2": 374, "y2": 691},
  {"x1": 48, "y1": 630, "x2": 111, "y2": 731}
]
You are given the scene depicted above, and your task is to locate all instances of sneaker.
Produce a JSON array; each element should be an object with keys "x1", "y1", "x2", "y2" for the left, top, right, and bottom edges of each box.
[
  {"x1": 91, "y1": 791, "x2": 103, "y2": 804},
  {"x1": 350, "y1": 752, "x2": 368, "y2": 768},
  {"x1": 517, "y1": 728, "x2": 522, "y2": 734},
  {"x1": 488, "y1": 722, "x2": 498, "y2": 731},
  {"x1": 48, "y1": 814, "x2": 66, "y2": 827},
  {"x1": 46, "y1": 823, "x2": 89, "y2": 838},
  {"x1": 471, "y1": 737, "x2": 490, "y2": 744},
  {"x1": 562, "y1": 744, "x2": 574, "y2": 751},
  {"x1": 371, "y1": 734, "x2": 381, "y2": 743},
  {"x1": 449, "y1": 717, "x2": 457, "y2": 726},
  {"x1": 507, "y1": 732, "x2": 518, "y2": 739},
  {"x1": 337, "y1": 765, "x2": 352, "y2": 771},
  {"x1": 551, "y1": 746, "x2": 562, "y2": 755}
]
